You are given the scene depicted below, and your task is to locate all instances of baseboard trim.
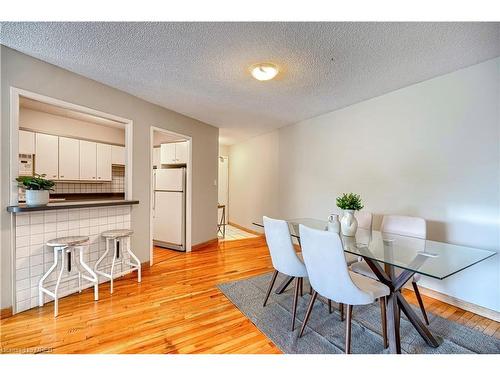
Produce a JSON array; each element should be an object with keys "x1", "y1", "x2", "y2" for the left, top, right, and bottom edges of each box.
[
  {"x1": 192, "y1": 238, "x2": 219, "y2": 251},
  {"x1": 228, "y1": 221, "x2": 263, "y2": 236},
  {"x1": 1, "y1": 307, "x2": 13, "y2": 319},
  {"x1": 412, "y1": 285, "x2": 500, "y2": 322}
]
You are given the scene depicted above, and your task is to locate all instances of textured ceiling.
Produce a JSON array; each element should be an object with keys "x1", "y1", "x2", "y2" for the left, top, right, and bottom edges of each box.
[{"x1": 1, "y1": 22, "x2": 500, "y2": 144}]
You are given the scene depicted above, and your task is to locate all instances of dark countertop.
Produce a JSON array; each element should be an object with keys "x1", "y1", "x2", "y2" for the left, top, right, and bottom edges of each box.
[
  {"x1": 7, "y1": 199, "x2": 139, "y2": 213},
  {"x1": 49, "y1": 192, "x2": 125, "y2": 201}
]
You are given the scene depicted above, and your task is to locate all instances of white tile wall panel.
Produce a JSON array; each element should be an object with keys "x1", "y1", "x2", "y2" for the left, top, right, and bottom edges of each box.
[
  {"x1": 13, "y1": 205, "x2": 134, "y2": 314},
  {"x1": 52, "y1": 166, "x2": 125, "y2": 194}
]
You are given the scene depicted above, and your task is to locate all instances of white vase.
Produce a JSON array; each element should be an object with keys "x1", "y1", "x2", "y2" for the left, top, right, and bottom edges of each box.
[
  {"x1": 327, "y1": 214, "x2": 341, "y2": 234},
  {"x1": 25, "y1": 190, "x2": 49, "y2": 206},
  {"x1": 341, "y1": 210, "x2": 358, "y2": 237}
]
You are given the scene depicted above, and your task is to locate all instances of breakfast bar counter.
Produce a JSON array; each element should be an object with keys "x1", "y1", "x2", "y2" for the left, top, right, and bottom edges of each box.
[
  {"x1": 7, "y1": 200, "x2": 139, "y2": 314},
  {"x1": 7, "y1": 199, "x2": 139, "y2": 213}
]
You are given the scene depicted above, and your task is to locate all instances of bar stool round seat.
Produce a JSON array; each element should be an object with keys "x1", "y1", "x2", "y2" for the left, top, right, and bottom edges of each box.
[
  {"x1": 101, "y1": 229, "x2": 134, "y2": 239},
  {"x1": 46, "y1": 235, "x2": 89, "y2": 247},
  {"x1": 39, "y1": 235, "x2": 99, "y2": 317},
  {"x1": 94, "y1": 228, "x2": 141, "y2": 294}
]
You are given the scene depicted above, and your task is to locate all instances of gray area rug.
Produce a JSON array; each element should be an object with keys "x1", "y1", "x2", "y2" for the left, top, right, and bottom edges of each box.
[{"x1": 218, "y1": 273, "x2": 500, "y2": 354}]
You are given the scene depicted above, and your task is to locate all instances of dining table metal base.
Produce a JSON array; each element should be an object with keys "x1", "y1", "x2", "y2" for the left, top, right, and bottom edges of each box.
[{"x1": 363, "y1": 257, "x2": 440, "y2": 354}]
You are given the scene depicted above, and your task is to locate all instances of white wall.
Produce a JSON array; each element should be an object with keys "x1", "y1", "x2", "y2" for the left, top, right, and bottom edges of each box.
[
  {"x1": 20, "y1": 108, "x2": 126, "y2": 145},
  {"x1": 229, "y1": 57, "x2": 500, "y2": 312},
  {"x1": 228, "y1": 131, "x2": 280, "y2": 230},
  {"x1": 1, "y1": 46, "x2": 218, "y2": 309},
  {"x1": 219, "y1": 145, "x2": 230, "y2": 157}
]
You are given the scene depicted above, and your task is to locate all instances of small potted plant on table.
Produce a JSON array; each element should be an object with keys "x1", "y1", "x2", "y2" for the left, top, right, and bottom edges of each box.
[
  {"x1": 336, "y1": 193, "x2": 364, "y2": 236},
  {"x1": 16, "y1": 174, "x2": 55, "y2": 207}
]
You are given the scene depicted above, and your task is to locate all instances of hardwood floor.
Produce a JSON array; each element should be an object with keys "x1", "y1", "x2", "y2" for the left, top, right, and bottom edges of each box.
[{"x1": 1, "y1": 236, "x2": 498, "y2": 354}]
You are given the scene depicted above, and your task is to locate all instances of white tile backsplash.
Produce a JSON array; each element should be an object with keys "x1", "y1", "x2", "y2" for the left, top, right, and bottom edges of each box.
[
  {"x1": 13, "y1": 205, "x2": 133, "y2": 314},
  {"x1": 52, "y1": 166, "x2": 125, "y2": 194}
]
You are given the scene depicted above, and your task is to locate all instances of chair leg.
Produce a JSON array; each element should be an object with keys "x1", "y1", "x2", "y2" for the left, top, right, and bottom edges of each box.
[
  {"x1": 345, "y1": 305, "x2": 353, "y2": 354},
  {"x1": 54, "y1": 250, "x2": 66, "y2": 317},
  {"x1": 339, "y1": 303, "x2": 345, "y2": 321},
  {"x1": 39, "y1": 248, "x2": 59, "y2": 307},
  {"x1": 299, "y1": 291, "x2": 318, "y2": 338},
  {"x1": 263, "y1": 270, "x2": 279, "y2": 307},
  {"x1": 328, "y1": 299, "x2": 332, "y2": 314},
  {"x1": 380, "y1": 296, "x2": 388, "y2": 349},
  {"x1": 291, "y1": 277, "x2": 301, "y2": 331},
  {"x1": 412, "y1": 281, "x2": 429, "y2": 325},
  {"x1": 110, "y1": 238, "x2": 118, "y2": 294},
  {"x1": 78, "y1": 245, "x2": 99, "y2": 301}
]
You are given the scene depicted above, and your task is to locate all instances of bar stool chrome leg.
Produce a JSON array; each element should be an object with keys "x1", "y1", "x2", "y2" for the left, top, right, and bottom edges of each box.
[
  {"x1": 109, "y1": 238, "x2": 118, "y2": 294},
  {"x1": 76, "y1": 245, "x2": 99, "y2": 300},
  {"x1": 125, "y1": 237, "x2": 141, "y2": 283},
  {"x1": 39, "y1": 247, "x2": 59, "y2": 307},
  {"x1": 53, "y1": 248, "x2": 66, "y2": 317},
  {"x1": 94, "y1": 237, "x2": 112, "y2": 287}
]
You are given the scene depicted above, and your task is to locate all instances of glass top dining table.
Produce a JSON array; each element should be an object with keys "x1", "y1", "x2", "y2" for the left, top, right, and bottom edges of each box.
[
  {"x1": 253, "y1": 218, "x2": 496, "y2": 280},
  {"x1": 254, "y1": 217, "x2": 496, "y2": 353}
]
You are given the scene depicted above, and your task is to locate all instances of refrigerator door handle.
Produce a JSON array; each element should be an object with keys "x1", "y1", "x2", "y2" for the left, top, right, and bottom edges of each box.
[{"x1": 153, "y1": 192, "x2": 156, "y2": 215}]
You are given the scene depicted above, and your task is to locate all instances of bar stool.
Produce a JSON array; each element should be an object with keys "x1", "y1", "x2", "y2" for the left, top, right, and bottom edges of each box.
[
  {"x1": 94, "y1": 229, "x2": 141, "y2": 293},
  {"x1": 39, "y1": 235, "x2": 99, "y2": 317}
]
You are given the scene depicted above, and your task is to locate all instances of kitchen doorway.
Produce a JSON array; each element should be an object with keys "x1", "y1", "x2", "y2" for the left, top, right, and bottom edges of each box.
[
  {"x1": 149, "y1": 127, "x2": 192, "y2": 266},
  {"x1": 216, "y1": 155, "x2": 257, "y2": 241},
  {"x1": 218, "y1": 156, "x2": 229, "y2": 226}
]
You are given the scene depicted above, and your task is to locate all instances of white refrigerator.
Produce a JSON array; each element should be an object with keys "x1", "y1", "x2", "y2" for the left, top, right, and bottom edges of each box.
[{"x1": 153, "y1": 168, "x2": 186, "y2": 251}]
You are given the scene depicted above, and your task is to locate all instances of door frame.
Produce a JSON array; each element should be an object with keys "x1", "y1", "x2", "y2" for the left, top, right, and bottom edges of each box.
[{"x1": 149, "y1": 126, "x2": 193, "y2": 266}]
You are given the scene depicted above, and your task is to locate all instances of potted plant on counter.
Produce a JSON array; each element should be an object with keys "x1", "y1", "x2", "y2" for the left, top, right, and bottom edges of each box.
[
  {"x1": 336, "y1": 193, "x2": 364, "y2": 236},
  {"x1": 16, "y1": 174, "x2": 55, "y2": 207}
]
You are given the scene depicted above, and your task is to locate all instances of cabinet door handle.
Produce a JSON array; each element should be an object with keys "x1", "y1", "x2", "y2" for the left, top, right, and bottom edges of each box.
[
  {"x1": 60, "y1": 175, "x2": 64, "y2": 178},
  {"x1": 98, "y1": 177, "x2": 101, "y2": 179}
]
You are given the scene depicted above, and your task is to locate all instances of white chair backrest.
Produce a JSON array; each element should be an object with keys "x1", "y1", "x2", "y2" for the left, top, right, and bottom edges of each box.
[
  {"x1": 381, "y1": 215, "x2": 426, "y2": 239},
  {"x1": 263, "y1": 216, "x2": 307, "y2": 277},
  {"x1": 299, "y1": 224, "x2": 373, "y2": 305},
  {"x1": 355, "y1": 211, "x2": 373, "y2": 231}
]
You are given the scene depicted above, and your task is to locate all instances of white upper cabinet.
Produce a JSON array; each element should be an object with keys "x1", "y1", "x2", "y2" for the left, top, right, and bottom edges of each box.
[
  {"x1": 79, "y1": 140, "x2": 97, "y2": 180},
  {"x1": 160, "y1": 143, "x2": 176, "y2": 164},
  {"x1": 111, "y1": 145, "x2": 125, "y2": 165},
  {"x1": 59, "y1": 137, "x2": 80, "y2": 180},
  {"x1": 175, "y1": 141, "x2": 188, "y2": 164},
  {"x1": 28, "y1": 131, "x2": 117, "y2": 182},
  {"x1": 35, "y1": 133, "x2": 59, "y2": 179},
  {"x1": 19, "y1": 130, "x2": 35, "y2": 154},
  {"x1": 160, "y1": 142, "x2": 188, "y2": 165},
  {"x1": 153, "y1": 147, "x2": 161, "y2": 168},
  {"x1": 97, "y1": 143, "x2": 112, "y2": 181}
]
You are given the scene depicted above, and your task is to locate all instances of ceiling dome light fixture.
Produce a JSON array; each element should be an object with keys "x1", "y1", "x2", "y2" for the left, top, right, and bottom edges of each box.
[{"x1": 250, "y1": 63, "x2": 279, "y2": 81}]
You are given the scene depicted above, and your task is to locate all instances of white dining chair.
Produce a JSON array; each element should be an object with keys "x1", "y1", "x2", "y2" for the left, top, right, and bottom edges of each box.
[
  {"x1": 350, "y1": 215, "x2": 430, "y2": 325},
  {"x1": 262, "y1": 216, "x2": 308, "y2": 331},
  {"x1": 298, "y1": 224, "x2": 390, "y2": 353},
  {"x1": 355, "y1": 211, "x2": 373, "y2": 231}
]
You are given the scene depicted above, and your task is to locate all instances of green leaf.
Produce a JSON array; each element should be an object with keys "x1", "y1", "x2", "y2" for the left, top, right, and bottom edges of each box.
[
  {"x1": 15, "y1": 174, "x2": 55, "y2": 191},
  {"x1": 336, "y1": 193, "x2": 364, "y2": 211}
]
